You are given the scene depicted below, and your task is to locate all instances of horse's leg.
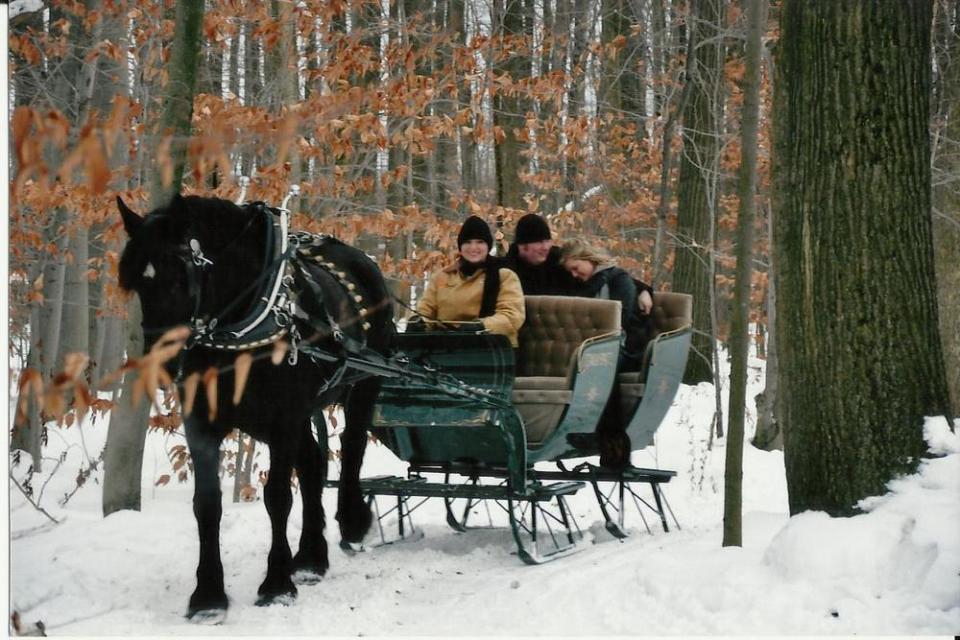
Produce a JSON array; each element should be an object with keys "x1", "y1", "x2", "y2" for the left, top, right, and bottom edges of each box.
[
  {"x1": 335, "y1": 377, "x2": 380, "y2": 543},
  {"x1": 291, "y1": 412, "x2": 329, "y2": 582},
  {"x1": 256, "y1": 444, "x2": 298, "y2": 605},
  {"x1": 185, "y1": 422, "x2": 229, "y2": 621}
]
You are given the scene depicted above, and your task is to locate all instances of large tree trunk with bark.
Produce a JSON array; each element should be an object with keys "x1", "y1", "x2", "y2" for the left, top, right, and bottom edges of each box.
[
  {"x1": 774, "y1": 1, "x2": 952, "y2": 517},
  {"x1": 672, "y1": 0, "x2": 723, "y2": 384}
]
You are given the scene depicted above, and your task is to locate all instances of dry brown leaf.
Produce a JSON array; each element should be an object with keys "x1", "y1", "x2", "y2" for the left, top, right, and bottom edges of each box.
[
  {"x1": 16, "y1": 368, "x2": 42, "y2": 417},
  {"x1": 12, "y1": 107, "x2": 34, "y2": 167},
  {"x1": 148, "y1": 326, "x2": 190, "y2": 364},
  {"x1": 233, "y1": 352, "x2": 252, "y2": 406},
  {"x1": 130, "y1": 375, "x2": 145, "y2": 409},
  {"x1": 86, "y1": 136, "x2": 110, "y2": 194},
  {"x1": 43, "y1": 389, "x2": 66, "y2": 420},
  {"x1": 75, "y1": 381, "x2": 92, "y2": 418},
  {"x1": 62, "y1": 352, "x2": 89, "y2": 382},
  {"x1": 271, "y1": 340, "x2": 288, "y2": 365},
  {"x1": 203, "y1": 367, "x2": 218, "y2": 421},
  {"x1": 182, "y1": 372, "x2": 200, "y2": 416}
]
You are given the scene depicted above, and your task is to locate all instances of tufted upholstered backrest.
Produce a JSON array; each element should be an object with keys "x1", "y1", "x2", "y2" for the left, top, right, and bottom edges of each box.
[
  {"x1": 651, "y1": 292, "x2": 693, "y2": 333},
  {"x1": 517, "y1": 296, "x2": 622, "y2": 378}
]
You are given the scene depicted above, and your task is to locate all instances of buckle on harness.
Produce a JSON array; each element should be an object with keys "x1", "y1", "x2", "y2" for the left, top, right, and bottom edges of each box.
[
  {"x1": 189, "y1": 238, "x2": 213, "y2": 268},
  {"x1": 287, "y1": 325, "x2": 301, "y2": 366}
]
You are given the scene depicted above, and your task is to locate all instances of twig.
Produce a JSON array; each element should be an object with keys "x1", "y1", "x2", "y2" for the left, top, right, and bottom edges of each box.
[
  {"x1": 9, "y1": 473, "x2": 60, "y2": 525},
  {"x1": 12, "y1": 518, "x2": 65, "y2": 540},
  {"x1": 59, "y1": 448, "x2": 105, "y2": 507}
]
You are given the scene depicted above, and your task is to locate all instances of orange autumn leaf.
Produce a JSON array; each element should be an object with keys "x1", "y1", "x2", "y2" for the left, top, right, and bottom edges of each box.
[
  {"x1": 271, "y1": 340, "x2": 288, "y2": 365},
  {"x1": 182, "y1": 372, "x2": 201, "y2": 416},
  {"x1": 203, "y1": 367, "x2": 218, "y2": 421},
  {"x1": 233, "y1": 352, "x2": 252, "y2": 406}
]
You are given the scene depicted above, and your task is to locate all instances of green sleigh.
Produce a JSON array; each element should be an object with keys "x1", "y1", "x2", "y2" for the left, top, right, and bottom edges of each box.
[{"x1": 332, "y1": 293, "x2": 693, "y2": 564}]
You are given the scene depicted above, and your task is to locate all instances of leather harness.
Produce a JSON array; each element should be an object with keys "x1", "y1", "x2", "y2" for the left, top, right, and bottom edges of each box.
[{"x1": 156, "y1": 201, "x2": 511, "y2": 409}]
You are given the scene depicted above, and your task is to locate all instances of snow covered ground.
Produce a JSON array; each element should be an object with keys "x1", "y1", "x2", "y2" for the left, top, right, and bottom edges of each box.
[{"x1": 7, "y1": 353, "x2": 960, "y2": 636}]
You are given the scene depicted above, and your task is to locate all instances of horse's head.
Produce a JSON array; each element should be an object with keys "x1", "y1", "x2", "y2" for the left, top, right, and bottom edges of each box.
[
  {"x1": 117, "y1": 194, "x2": 201, "y2": 339},
  {"x1": 118, "y1": 194, "x2": 271, "y2": 348}
]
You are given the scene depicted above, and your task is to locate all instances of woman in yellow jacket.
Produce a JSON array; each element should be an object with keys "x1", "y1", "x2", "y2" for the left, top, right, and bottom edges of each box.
[{"x1": 416, "y1": 216, "x2": 526, "y2": 347}]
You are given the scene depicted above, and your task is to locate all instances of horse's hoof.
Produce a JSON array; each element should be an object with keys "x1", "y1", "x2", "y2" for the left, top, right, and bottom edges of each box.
[
  {"x1": 339, "y1": 539, "x2": 365, "y2": 555},
  {"x1": 186, "y1": 608, "x2": 227, "y2": 625},
  {"x1": 255, "y1": 592, "x2": 297, "y2": 607},
  {"x1": 292, "y1": 549, "x2": 329, "y2": 582},
  {"x1": 336, "y1": 501, "x2": 372, "y2": 543},
  {"x1": 257, "y1": 576, "x2": 297, "y2": 605},
  {"x1": 187, "y1": 590, "x2": 227, "y2": 624},
  {"x1": 292, "y1": 568, "x2": 325, "y2": 585}
]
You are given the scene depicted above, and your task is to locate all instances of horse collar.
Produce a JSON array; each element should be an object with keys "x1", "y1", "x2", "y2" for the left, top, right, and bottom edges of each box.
[{"x1": 189, "y1": 203, "x2": 292, "y2": 352}]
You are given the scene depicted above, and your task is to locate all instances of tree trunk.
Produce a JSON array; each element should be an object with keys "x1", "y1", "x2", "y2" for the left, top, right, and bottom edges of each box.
[
  {"x1": 104, "y1": 0, "x2": 206, "y2": 516},
  {"x1": 774, "y1": 1, "x2": 952, "y2": 516},
  {"x1": 672, "y1": 0, "x2": 723, "y2": 384},
  {"x1": 651, "y1": 15, "x2": 695, "y2": 288},
  {"x1": 932, "y1": 2, "x2": 960, "y2": 415},
  {"x1": 753, "y1": 206, "x2": 783, "y2": 451},
  {"x1": 454, "y1": 0, "x2": 478, "y2": 198},
  {"x1": 562, "y1": 0, "x2": 590, "y2": 206},
  {"x1": 601, "y1": 0, "x2": 645, "y2": 123},
  {"x1": 493, "y1": 0, "x2": 529, "y2": 209},
  {"x1": 102, "y1": 300, "x2": 152, "y2": 515},
  {"x1": 12, "y1": 308, "x2": 45, "y2": 470},
  {"x1": 149, "y1": 0, "x2": 206, "y2": 207},
  {"x1": 39, "y1": 232, "x2": 68, "y2": 381},
  {"x1": 58, "y1": 227, "x2": 90, "y2": 372},
  {"x1": 723, "y1": 0, "x2": 767, "y2": 548}
]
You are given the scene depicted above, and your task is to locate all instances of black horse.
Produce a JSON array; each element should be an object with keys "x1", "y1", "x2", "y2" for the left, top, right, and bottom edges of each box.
[{"x1": 117, "y1": 194, "x2": 394, "y2": 622}]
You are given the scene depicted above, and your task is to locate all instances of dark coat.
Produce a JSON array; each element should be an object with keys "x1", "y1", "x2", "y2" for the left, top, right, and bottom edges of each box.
[
  {"x1": 579, "y1": 265, "x2": 655, "y2": 370},
  {"x1": 498, "y1": 244, "x2": 582, "y2": 296}
]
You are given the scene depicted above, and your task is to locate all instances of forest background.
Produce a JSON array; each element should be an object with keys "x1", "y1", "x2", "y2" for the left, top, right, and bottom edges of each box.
[{"x1": 6, "y1": 0, "x2": 959, "y2": 533}]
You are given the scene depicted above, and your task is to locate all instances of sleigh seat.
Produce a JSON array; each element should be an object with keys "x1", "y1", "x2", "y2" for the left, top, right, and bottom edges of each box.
[{"x1": 512, "y1": 296, "x2": 622, "y2": 447}]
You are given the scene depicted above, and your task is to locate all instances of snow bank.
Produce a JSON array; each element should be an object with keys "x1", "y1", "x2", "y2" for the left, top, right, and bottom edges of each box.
[
  {"x1": 8, "y1": 351, "x2": 960, "y2": 635},
  {"x1": 763, "y1": 415, "x2": 960, "y2": 619}
]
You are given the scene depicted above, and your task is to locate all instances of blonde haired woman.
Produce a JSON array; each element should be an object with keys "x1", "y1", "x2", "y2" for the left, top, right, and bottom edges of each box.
[
  {"x1": 560, "y1": 239, "x2": 655, "y2": 468},
  {"x1": 559, "y1": 239, "x2": 654, "y2": 370}
]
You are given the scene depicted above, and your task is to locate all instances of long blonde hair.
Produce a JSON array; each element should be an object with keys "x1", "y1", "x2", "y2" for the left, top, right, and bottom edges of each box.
[{"x1": 559, "y1": 238, "x2": 617, "y2": 269}]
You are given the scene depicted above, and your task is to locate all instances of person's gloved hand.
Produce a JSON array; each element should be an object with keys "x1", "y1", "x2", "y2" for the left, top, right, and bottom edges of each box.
[
  {"x1": 405, "y1": 316, "x2": 428, "y2": 333},
  {"x1": 455, "y1": 321, "x2": 487, "y2": 333}
]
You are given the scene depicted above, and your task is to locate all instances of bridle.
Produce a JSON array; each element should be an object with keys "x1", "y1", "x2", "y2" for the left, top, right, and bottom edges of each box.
[{"x1": 141, "y1": 202, "x2": 294, "y2": 352}]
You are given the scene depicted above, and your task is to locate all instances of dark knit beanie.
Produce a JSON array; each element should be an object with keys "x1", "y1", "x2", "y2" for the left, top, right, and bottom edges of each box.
[
  {"x1": 457, "y1": 215, "x2": 493, "y2": 250},
  {"x1": 514, "y1": 214, "x2": 551, "y2": 244}
]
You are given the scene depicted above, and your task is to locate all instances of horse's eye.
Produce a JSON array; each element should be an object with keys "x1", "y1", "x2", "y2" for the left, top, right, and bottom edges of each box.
[{"x1": 143, "y1": 263, "x2": 156, "y2": 279}]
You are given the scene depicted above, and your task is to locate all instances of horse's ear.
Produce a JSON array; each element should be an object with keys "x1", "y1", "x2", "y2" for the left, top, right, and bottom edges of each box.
[{"x1": 117, "y1": 196, "x2": 143, "y2": 236}]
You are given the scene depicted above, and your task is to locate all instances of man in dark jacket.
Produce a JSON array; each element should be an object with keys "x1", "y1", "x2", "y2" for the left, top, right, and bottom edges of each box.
[{"x1": 498, "y1": 214, "x2": 581, "y2": 296}]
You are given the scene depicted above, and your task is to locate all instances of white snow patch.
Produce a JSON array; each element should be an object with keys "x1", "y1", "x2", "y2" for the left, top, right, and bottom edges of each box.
[{"x1": 8, "y1": 352, "x2": 960, "y2": 635}]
